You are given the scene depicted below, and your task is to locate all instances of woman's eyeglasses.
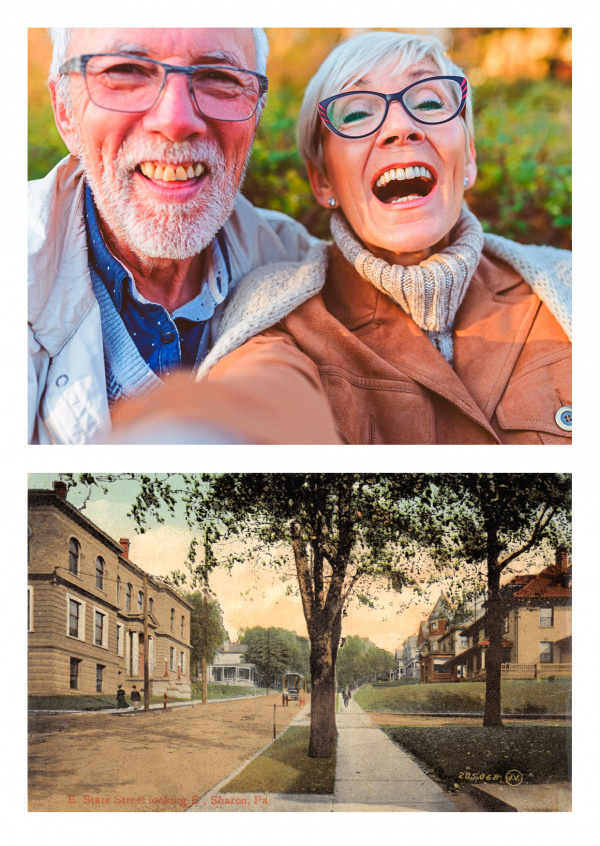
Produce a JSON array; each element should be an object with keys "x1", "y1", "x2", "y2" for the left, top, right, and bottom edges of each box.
[{"x1": 318, "y1": 76, "x2": 467, "y2": 139}]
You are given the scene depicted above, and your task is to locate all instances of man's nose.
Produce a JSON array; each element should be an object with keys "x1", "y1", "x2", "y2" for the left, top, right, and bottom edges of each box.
[
  {"x1": 141, "y1": 71, "x2": 207, "y2": 141},
  {"x1": 375, "y1": 99, "x2": 426, "y2": 146}
]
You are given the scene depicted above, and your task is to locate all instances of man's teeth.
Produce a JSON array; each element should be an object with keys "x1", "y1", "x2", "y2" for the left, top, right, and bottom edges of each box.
[
  {"x1": 140, "y1": 162, "x2": 205, "y2": 181},
  {"x1": 375, "y1": 166, "x2": 432, "y2": 188}
]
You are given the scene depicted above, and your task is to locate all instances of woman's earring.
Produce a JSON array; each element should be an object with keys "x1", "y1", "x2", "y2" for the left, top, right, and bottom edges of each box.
[
  {"x1": 463, "y1": 177, "x2": 469, "y2": 188},
  {"x1": 328, "y1": 197, "x2": 337, "y2": 208}
]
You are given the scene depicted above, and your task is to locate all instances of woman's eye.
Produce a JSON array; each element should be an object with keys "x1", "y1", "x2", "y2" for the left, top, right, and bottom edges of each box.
[
  {"x1": 415, "y1": 98, "x2": 443, "y2": 111},
  {"x1": 341, "y1": 109, "x2": 371, "y2": 124}
]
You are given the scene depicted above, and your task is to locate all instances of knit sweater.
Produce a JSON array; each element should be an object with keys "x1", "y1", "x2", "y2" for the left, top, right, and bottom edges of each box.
[{"x1": 196, "y1": 233, "x2": 571, "y2": 382}]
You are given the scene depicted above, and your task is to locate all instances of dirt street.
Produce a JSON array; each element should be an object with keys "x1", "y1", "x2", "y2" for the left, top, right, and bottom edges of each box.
[{"x1": 28, "y1": 695, "x2": 305, "y2": 812}]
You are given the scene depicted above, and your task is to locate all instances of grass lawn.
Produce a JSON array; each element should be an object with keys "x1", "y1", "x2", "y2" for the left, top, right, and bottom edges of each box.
[
  {"x1": 382, "y1": 725, "x2": 571, "y2": 787},
  {"x1": 28, "y1": 694, "x2": 119, "y2": 711},
  {"x1": 191, "y1": 683, "x2": 267, "y2": 700},
  {"x1": 29, "y1": 684, "x2": 268, "y2": 711},
  {"x1": 355, "y1": 679, "x2": 571, "y2": 715},
  {"x1": 221, "y1": 726, "x2": 335, "y2": 795}
]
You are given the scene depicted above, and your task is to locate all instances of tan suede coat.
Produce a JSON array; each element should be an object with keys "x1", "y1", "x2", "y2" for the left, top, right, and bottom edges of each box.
[{"x1": 208, "y1": 244, "x2": 571, "y2": 445}]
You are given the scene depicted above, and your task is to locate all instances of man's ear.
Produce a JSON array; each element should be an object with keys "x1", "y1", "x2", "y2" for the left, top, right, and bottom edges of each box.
[
  {"x1": 49, "y1": 79, "x2": 80, "y2": 157},
  {"x1": 306, "y1": 159, "x2": 336, "y2": 209},
  {"x1": 463, "y1": 135, "x2": 477, "y2": 190}
]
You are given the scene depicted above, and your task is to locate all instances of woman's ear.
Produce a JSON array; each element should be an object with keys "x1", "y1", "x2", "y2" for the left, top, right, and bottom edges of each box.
[
  {"x1": 463, "y1": 136, "x2": 477, "y2": 190},
  {"x1": 49, "y1": 79, "x2": 81, "y2": 157},
  {"x1": 306, "y1": 159, "x2": 337, "y2": 209}
]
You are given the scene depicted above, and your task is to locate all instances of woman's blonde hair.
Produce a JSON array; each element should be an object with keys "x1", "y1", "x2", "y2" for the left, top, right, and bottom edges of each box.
[{"x1": 297, "y1": 30, "x2": 474, "y2": 173}]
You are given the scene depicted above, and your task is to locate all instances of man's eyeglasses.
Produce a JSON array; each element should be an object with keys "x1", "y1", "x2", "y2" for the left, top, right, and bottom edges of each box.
[
  {"x1": 59, "y1": 53, "x2": 269, "y2": 122},
  {"x1": 318, "y1": 76, "x2": 468, "y2": 139}
]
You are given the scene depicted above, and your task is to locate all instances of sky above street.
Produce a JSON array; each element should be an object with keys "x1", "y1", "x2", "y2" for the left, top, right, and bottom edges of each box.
[{"x1": 28, "y1": 473, "x2": 553, "y2": 653}]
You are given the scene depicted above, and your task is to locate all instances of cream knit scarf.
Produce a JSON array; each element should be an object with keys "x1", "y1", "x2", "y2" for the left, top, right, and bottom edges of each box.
[{"x1": 330, "y1": 207, "x2": 484, "y2": 364}]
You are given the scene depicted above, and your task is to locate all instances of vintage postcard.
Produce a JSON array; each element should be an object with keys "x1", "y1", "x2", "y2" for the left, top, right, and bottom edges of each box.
[{"x1": 27, "y1": 472, "x2": 572, "y2": 813}]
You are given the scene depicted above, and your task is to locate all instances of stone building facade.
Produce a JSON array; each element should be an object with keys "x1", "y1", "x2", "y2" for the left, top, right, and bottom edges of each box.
[{"x1": 28, "y1": 483, "x2": 192, "y2": 700}]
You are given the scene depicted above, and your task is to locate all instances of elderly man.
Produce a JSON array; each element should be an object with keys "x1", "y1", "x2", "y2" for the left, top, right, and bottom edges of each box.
[{"x1": 28, "y1": 28, "x2": 335, "y2": 444}]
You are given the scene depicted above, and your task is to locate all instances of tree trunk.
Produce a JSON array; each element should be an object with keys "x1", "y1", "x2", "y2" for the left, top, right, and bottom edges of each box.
[
  {"x1": 308, "y1": 624, "x2": 338, "y2": 758},
  {"x1": 483, "y1": 531, "x2": 503, "y2": 727}
]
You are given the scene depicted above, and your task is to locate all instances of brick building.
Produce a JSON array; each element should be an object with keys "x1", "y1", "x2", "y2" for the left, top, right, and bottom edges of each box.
[{"x1": 28, "y1": 482, "x2": 192, "y2": 699}]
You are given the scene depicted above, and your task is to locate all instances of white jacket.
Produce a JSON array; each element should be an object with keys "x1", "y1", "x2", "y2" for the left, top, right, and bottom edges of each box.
[{"x1": 28, "y1": 155, "x2": 317, "y2": 444}]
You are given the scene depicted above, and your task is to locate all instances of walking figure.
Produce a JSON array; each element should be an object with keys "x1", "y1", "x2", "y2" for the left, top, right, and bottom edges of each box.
[
  {"x1": 116, "y1": 684, "x2": 127, "y2": 709},
  {"x1": 342, "y1": 686, "x2": 351, "y2": 708},
  {"x1": 131, "y1": 685, "x2": 141, "y2": 710}
]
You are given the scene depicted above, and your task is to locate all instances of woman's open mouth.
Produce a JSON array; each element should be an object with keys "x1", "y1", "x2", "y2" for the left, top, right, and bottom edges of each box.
[{"x1": 372, "y1": 165, "x2": 436, "y2": 205}]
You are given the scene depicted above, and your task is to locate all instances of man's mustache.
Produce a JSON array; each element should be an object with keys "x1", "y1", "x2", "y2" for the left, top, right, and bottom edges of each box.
[{"x1": 115, "y1": 140, "x2": 227, "y2": 174}]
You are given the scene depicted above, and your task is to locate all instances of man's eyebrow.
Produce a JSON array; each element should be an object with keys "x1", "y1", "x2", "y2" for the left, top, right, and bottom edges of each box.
[{"x1": 98, "y1": 44, "x2": 248, "y2": 69}]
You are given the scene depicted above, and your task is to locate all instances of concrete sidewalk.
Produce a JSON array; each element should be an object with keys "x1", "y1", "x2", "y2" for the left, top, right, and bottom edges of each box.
[
  {"x1": 334, "y1": 698, "x2": 458, "y2": 811},
  {"x1": 189, "y1": 698, "x2": 458, "y2": 812}
]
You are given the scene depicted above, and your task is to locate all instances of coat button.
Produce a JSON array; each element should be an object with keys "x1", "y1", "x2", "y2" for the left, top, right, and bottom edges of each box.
[
  {"x1": 55, "y1": 374, "x2": 68, "y2": 387},
  {"x1": 161, "y1": 332, "x2": 176, "y2": 345},
  {"x1": 555, "y1": 406, "x2": 572, "y2": 431}
]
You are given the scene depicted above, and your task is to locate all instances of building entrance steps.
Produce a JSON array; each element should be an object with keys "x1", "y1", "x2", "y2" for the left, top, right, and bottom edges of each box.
[{"x1": 334, "y1": 698, "x2": 459, "y2": 811}]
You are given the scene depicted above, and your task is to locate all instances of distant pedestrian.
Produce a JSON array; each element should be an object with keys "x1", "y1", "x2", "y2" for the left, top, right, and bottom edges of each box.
[
  {"x1": 131, "y1": 685, "x2": 141, "y2": 710},
  {"x1": 342, "y1": 686, "x2": 351, "y2": 708},
  {"x1": 116, "y1": 684, "x2": 127, "y2": 709}
]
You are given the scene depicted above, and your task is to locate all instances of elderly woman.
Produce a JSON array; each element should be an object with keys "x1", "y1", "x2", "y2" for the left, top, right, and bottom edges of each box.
[{"x1": 115, "y1": 31, "x2": 571, "y2": 445}]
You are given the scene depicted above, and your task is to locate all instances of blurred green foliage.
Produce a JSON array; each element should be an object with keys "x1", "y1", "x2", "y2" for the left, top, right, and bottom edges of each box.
[{"x1": 28, "y1": 78, "x2": 571, "y2": 249}]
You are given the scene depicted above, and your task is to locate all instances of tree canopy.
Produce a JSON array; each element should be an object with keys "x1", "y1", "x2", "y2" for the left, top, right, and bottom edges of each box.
[{"x1": 240, "y1": 626, "x2": 310, "y2": 689}]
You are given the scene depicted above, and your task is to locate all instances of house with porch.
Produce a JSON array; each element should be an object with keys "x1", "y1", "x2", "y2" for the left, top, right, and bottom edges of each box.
[
  {"x1": 206, "y1": 640, "x2": 261, "y2": 687},
  {"x1": 442, "y1": 549, "x2": 572, "y2": 681}
]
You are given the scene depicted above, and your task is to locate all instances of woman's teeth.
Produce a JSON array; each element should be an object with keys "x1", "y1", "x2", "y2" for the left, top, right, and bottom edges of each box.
[
  {"x1": 375, "y1": 166, "x2": 432, "y2": 188},
  {"x1": 139, "y1": 162, "x2": 205, "y2": 182}
]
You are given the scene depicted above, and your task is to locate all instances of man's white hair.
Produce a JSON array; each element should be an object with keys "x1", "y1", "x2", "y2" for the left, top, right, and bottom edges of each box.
[
  {"x1": 297, "y1": 30, "x2": 474, "y2": 174},
  {"x1": 48, "y1": 27, "x2": 269, "y2": 108}
]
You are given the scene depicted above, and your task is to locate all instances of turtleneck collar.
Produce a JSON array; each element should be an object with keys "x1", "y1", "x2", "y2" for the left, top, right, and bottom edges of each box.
[{"x1": 330, "y1": 206, "x2": 484, "y2": 364}]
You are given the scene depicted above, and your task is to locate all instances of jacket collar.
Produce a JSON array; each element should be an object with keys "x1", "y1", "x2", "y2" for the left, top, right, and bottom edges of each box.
[{"x1": 324, "y1": 244, "x2": 540, "y2": 436}]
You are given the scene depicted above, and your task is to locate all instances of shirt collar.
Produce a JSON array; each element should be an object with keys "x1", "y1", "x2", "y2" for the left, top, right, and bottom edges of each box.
[{"x1": 84, "y1": 183, "x2": 230, "y2": 319}]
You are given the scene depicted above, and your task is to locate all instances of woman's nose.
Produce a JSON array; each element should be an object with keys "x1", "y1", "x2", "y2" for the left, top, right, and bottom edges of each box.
[
  {"x1": 141, "y1": 71, "x2": 208, "y2": 142},
  {"x1": 375, "y1": 99, "x2": 426, "y2": 146}
]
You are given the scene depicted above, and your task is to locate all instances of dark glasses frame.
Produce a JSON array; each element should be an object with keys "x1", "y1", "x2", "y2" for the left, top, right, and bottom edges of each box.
[
  {"x1": 59, "y1": 53, "x2": 269, "y2": 120},
  {"x1": 318, "y1": 75, "x2": 468, "y2": 138}
]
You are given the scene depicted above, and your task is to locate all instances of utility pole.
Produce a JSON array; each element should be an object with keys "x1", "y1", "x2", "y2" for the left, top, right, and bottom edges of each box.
[
  {"x1": 201, "y1": 589, "x2": 208, "y2": 705},
  {"x1": 143, "y1": 573, "x2": 150, "y2": 712},
  {"x1": 267, "y1": 628, "x2": 271, "y2": 697}
]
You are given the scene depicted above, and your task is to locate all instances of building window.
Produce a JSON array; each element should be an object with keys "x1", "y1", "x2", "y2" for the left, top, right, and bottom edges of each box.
[
  {"x1": 239, "y1": 668, "x2": 250, "y2": 680},
  {"x1": 70, "y1": 657, "x2": 81, "y2": 689},
  {"x1": 94, "y1": 610, "x2": 106, "y2": 647},
  {"x1": 459, "y1": 636, "x2": 468, "y2": 648},
  {"x1": 180, "y1": 651, "x2": 185, "y2": 674},
  {"x1": 149, "y1": 598, "x2": 154, "y2": 613},
  {"x1": 126, "y1": 584, "x2": 132, "y2": 611},
  {"x1": 96, "y1": 664, "x2": 104, "y2": 693},
  {"x1": 170, "y1": 609, "x2": 174, "y2": 631},
  {"x1": 28, "y1": 586, "x2": 33, "y2": 632},
  {"x1": 116, "y1": 576, "x2": 121, "y2": 606},
  {"x1": 431, "y1": 620, "x2": 438, "y2": 631},
  {"x1": 137, "y1": 591, "x2": 143, "y2": 612},
  {"x1": 96, "y1": 557, "x2": 105, "y2": 590},
  {"x1": 213, "y1": 668, "x2": 222, "y2": 682},
  {"x1": 224, "y1": 667, "x2": 236, "y2": 680},
  {"x1": 181, "y1": 616, "x2": 185, "y2": 637},
  {"x1": 170, "y1": 647, "x2": 175, "y2": 671},
  {"x1": 540, "y1": 607, "x2": 554, "y2": 628},
  {"x1": 68, "y1": 598, "x2": 83, "y2": 639},
  {"x1": 116, "y1": 624, "x2": 123, "y2": 657},
  {"x1": 68, "y1": 538, "x2": 80, "y2": 575},
  {"x1": 540, "y1": 642, "x2": 553, "y2": 663},
  {"x1": 503, "y1": 617, "x2": 510, "y2": 634}
]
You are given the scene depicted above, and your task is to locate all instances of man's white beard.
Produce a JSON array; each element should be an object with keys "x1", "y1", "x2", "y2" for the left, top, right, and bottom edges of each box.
[{"x1": 78, "y1": 135, "x2": 250, "y2": 260}]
